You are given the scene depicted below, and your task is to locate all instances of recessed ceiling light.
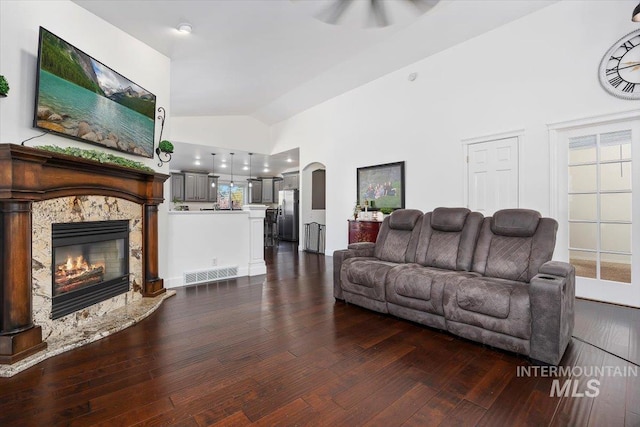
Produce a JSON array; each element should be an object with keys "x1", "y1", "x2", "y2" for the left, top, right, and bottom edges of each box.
[
  {"x1": 194, "y1": 160, "x2": 201, "y2": 166},
  {"x1": 242, "y1": 166, "x2": 249, "y2": 171},
  {"x1": 287, "y1": 158, "x2": 292, "y2": 163},
  {"x1": 194, "y1": 155, "x2": 201, "y2": 160},
  {"x1": 263, "y1": 168, "x2": 269, "y2": 173},
  {"x1": 177, "y1": 23, "x2": 192, "y2": 34}
]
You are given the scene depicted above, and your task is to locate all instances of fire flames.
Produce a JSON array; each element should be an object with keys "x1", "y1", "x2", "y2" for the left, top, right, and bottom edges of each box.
[
  {"x1": 64, "y1": 255, "x2": 88, "y2": 272},
  {"x1": 54, "y1": 255, "x2": 105, "y2": 294}
]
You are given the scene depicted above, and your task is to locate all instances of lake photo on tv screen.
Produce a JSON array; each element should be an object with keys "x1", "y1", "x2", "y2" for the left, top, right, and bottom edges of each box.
[{"x1": 35, "y1": 28, "x2": 156, "y2": 158}]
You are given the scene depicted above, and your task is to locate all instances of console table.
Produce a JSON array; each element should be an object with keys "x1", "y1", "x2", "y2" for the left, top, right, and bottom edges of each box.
[{"x1": 348, "y1": 220, "x2": 382, "y2": 244}]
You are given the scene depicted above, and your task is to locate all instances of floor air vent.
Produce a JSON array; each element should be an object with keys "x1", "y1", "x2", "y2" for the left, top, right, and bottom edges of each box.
[{"x1": 184, "y1": 266, "x2": 239, "y2": 285}]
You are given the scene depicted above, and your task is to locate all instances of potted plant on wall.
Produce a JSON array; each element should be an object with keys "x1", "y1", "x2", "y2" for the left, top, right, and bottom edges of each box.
[
  {"x1": 0, "y1": 75, "x2": 9, "y2": 97},
  {"x1": 157, "y1": 140, "x2": 174, "y2": 154},
  {"x1": 155, "y1": 139, "x2": 174, "y2": 167}
]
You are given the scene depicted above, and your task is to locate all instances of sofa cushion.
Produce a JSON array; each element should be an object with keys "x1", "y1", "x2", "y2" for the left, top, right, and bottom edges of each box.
[
  {"x1": 415, "y1": 210, "x2": 483, "y2": 272},
  {"x1": 484, "y1": 235, "x2": 532, "y2": 282},
  {"x1": 375, "y1": 210, "x2": 423, "y2": 264},
  {"x1": 375, "y1": 228, "x2": 415, "y2": 264},
  {"x1": 389, "y1": 209, "x2": 423, "y2": 230},
  {"x1": 472, "y1": 212, "x2": 556, "y2": 282},
  {"x1": 456, "y1": 278, "x2": 513, "y2": 319},
  {"x1": 341, "y1": 257, "x2": 398, "y2": 302},
  {"x1": 491, "y1": 209, "x2": 540, "y2": 237},
  {"x1": 424, "y1": 231, "x2": 461, "y2": 270},
  {"x1": 386, "y1": 264, "x2": 477, "y2": 317},
  {"x1": 443, "y1": 276, "x2": 531, "y2": 340},
  {"x1": 431, "y1": 207, "x2": 470, "y2": 232},
  {"x1": 393, "y1": 268, "x2": 434, "y2": 301}
]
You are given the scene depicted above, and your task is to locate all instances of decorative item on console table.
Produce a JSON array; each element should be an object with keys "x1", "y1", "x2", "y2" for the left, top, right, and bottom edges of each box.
[
  {"x1": 348, "y1": 219, "x2": 382, "y2": 244},
  {"x1": 353, "y1": 202, "x2": 362, "y2": 220}
]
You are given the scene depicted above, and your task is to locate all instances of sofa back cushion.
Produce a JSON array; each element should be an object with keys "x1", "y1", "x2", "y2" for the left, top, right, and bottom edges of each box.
[
  {"x1": 414, "y1": 207, "x2": 483, "y2": 271},
  {"x1": 374, "y1": 209, "x2": 423, "y2": 263},
  {"x1": 472, "y1": 209, "x2": 558, "y2": 282}
]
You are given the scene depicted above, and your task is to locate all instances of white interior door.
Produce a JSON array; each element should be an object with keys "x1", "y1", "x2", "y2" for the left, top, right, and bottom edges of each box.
[
  {"x1": 557, "y1": 120, "x2": 640, "y2": 307},
  {"x1": 467, "y1": 137, "x2": 519, "y2": 215}
]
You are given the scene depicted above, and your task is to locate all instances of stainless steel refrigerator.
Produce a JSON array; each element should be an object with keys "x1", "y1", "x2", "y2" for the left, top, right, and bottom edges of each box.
[{"x1": 277, "y1": 189, "x2": 299, "y2": 242}]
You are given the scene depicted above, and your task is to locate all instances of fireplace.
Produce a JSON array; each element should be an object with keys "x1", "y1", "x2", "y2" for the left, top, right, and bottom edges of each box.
[
  {"x1": 51, "y1": 220, "x2": 130, "y2": 319},
  {"x1": 0, "y1": 144, "x2": 168, "y2": 365}
]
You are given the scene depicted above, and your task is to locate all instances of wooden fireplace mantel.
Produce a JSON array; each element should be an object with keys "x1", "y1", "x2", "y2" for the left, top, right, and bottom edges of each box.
[{"x1": 0, "y1": 144, "x2": 169, "y2": 364}]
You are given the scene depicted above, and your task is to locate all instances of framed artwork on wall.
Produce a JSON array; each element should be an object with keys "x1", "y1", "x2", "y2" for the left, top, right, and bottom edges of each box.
[{"x1": 356, "y1": 161, "x2": 405, "y2": 210}]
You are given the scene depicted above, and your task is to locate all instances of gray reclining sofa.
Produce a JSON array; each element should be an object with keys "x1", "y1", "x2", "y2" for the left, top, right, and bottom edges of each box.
[{"x1": 333, "y1": 207, "x2": 575, "y2": 365}]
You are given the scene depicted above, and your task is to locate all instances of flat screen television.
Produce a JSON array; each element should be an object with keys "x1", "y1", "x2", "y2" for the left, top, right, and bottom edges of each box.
[{"x1": 34, "y1": 27, "x2": 156, "y2": 158}]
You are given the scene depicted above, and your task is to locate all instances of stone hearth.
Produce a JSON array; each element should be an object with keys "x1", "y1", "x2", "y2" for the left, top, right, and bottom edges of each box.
[{"x1": 0, "y1": 144, "x2": 169, "y2": 366}]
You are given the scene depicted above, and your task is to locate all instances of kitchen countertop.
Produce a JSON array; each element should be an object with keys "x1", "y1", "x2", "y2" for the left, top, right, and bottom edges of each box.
[{"x1": 168, "y1": 210, "x2": 249, "y2": 215}]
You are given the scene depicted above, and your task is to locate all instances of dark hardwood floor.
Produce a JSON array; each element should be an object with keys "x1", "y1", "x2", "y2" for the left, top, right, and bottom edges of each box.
[{"x1": 1, "y1": 242, "x2": 639, "y2": 426}]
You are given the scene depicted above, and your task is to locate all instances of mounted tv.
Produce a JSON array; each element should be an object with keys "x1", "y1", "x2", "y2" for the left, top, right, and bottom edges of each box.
[{"x1": 34, "y1": 27, "x2": 156, "y2": 158}]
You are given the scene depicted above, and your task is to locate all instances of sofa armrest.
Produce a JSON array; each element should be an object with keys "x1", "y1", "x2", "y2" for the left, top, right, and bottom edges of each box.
[
  {"x1": 529, "y1": 261, "x2": 575, "y2": 365},
  {"x1": 538, "y1": 260, "x2": 573, "y2": 278},
  {"x1": 332, "y1": 244, "x2": 376, "y2": 300},
  {"x1": 347, "y1": 241, "x2": 376, "y2": 255},
  {"x1": 333, "y1": 250, "x2": 350, "y2": 300}
]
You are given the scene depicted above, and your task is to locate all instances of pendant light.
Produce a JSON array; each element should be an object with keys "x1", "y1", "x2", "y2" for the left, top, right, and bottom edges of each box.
[
  {"x1": 229, "y1": 153, "x2": 235, "y2": 187},
  {"x1": 210, "y1": 153, "x2": 216, "y2": 188},
  {"x1": 634, "y1": 2, "x2": 640, "y2": 22},
  {"x1": 248, "y1": 153, "x2": 253, "y2": 188}
]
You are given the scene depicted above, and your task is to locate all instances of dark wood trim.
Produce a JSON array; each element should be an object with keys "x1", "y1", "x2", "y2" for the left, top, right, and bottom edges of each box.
[
  {"x1": 0, "y1": 201, "x2": 47, "y2": 364},
  {"x1": 0, "y1": 144, "x2": 168, "y2": 204},
  {"x1": 0, "y1": 201, "x2": 33, "y2": 334},
  {"x1": 143, "y1": 204, "x2": 165, "y2": 297},
  {"x1": 0, "y1": 144, "x2": 169, "y2": 363}
]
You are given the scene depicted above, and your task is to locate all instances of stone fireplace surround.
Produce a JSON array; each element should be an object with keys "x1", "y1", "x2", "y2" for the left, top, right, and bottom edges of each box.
[
  {"x1": 0, "y1": 144, "x2": 169, "y2": 368},
  {"x1": 33, "y1": 196, "x2": 142, "y2": 338}
]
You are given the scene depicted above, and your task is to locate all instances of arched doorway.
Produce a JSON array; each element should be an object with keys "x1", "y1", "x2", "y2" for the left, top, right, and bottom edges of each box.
[{"x1": 301, "y1": 162, "x2": 326, "y2": 253}]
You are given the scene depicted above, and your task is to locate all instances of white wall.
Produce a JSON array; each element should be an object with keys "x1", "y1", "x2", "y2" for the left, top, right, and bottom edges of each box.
[
  {"x1": 0, "y1": 1, "x2": 171, "y2": 167},
  {"x1": 271, "y1": 0, "x2": 639, "y2": 254},
  {"x1": 170, "y1": 115, "x2": 271, "y2": 153},
  {"x1": 164, "y1": 210, "x2": 268, "y2": 288},
  {"x1": 0, "y1": 0, "x2": 172, "y2": 274}
]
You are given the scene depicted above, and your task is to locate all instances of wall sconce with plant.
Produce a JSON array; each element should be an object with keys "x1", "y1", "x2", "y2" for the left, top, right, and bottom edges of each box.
[
  {"x1": 154, "y1": 106, "x2": 174, "y2": 167},
  {"x1": 0, "y1": 75, "x2": 9, "y2": 98}
]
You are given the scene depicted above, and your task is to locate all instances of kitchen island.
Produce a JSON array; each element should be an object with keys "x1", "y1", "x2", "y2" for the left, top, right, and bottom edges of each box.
[{"x1": 165, "y1": 205, "x2": 267, "y2": 288}]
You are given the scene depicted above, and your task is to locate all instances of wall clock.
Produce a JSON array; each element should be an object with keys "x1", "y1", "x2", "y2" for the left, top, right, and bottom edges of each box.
[{"x1": 598, "y1": 29, "x2": 640, "y2": 100}]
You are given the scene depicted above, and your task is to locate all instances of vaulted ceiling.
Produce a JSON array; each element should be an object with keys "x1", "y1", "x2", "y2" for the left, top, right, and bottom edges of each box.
[{"x1": 73, "y1": 0, "x2": 557, "y2": 125}]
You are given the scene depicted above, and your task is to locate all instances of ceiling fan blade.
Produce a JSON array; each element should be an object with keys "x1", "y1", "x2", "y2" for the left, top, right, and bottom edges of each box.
[
  {"x1": 405, "y1": 0, "x2": 440, "y2": 14},
  {"x1": 316, "y1": 0, "x2": 354, "y2": 25},
  {"x1": 370, "y1": 0, "x2": 389, "y2": 27}
]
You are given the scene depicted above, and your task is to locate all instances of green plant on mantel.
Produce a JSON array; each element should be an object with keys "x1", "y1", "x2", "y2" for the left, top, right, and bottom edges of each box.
[
  {"x1": 0, "y1": 75, "x2": 9, "y2": 97},
  {"x1": 36, "y1": 145, "x2": 154, "y2": 172}
]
